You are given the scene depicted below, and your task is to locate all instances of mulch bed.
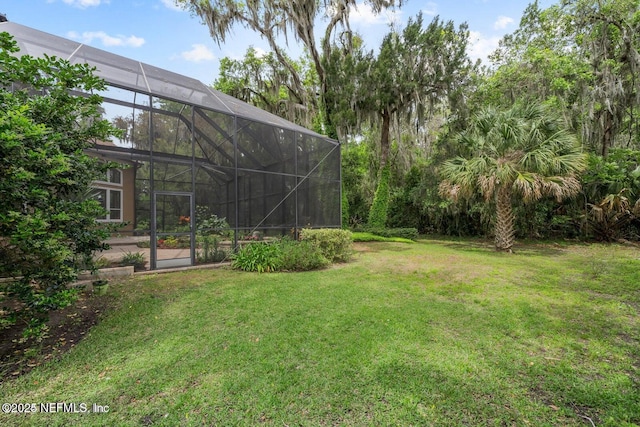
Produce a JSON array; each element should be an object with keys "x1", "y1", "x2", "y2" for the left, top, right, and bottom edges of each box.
[{"x1": 0, "y1": 291, "x2": 111, "y2": 381}]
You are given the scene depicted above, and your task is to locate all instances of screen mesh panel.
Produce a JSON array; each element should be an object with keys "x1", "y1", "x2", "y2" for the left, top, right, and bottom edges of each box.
[{"x1": 3, "y1": 20, "x2": 342, "y2": 270}]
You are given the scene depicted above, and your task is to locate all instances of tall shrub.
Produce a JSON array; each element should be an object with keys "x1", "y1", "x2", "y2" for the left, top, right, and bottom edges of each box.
[
  {"x1": 341, "y1": 183, "x2": 350, "y2": 229},
  {"x1": 368, "y1": 165, "x2": 391, "y2": 229},
  {"x1": 300, "y1": 228, "x2": 353, "y2": 262},
  {"x1": 0, "y1": 32, "x2": 120, "y2": 335}
]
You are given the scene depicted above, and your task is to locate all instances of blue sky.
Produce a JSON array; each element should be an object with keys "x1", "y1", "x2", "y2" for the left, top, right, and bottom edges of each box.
[{"x1": 3, "y1": 0, "x2": 555, "y2": 86}]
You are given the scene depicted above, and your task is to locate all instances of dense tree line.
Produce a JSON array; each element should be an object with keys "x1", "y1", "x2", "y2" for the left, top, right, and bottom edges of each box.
[{"x1": 186, "y1": 0, "x2": 640, "y2": 246}]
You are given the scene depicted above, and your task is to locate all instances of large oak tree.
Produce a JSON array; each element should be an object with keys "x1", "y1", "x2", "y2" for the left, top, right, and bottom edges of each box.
[{"x1": 177, "y1": 0, "x2": 405, "y2": 137}]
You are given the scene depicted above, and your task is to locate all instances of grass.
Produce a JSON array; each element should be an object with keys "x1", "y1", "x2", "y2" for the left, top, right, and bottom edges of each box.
[{"x1": 1, "y1": 238, "x2": 639, "y2": 426}]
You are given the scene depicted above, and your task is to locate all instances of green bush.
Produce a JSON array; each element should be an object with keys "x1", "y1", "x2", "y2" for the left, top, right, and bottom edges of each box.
[
  {"x1": 134, "y1": 219, "x2": 150, "y2": 234},
  {"x1": 300, "y1": 228, "x2": 353, "y2": 262},
  {"x1": 341, "y1": 184, "x2": 350, "y2": 229},
  {"x1": 0, "y1": 32, "x2": 121, "y2": 337},
  {"x1": 231, "y1": 242, "x2": 283, "y2": 273},
  {"x1": 231, "y1": 236, "x2": 344, "y2": 273},
  {"x1": 351, "y1": 232, "x2": 415, "y2": 243},
  {"x1": 279, "y1": 239, "x2": 329, "y2": 271},
  {"x1": 93, "y1": 257, "x2": 112, "y2": 269},
  {"x1": 197, "y1": 235, "x2": 228, "y2": 263},
  {"x1": 195, "y1": 205, "x2": 231, "y2": 237},
  {"x1": 119, "y1": 251, "x2": 146, "y2": 271},
  {"x1": 136, "y1": 240, "x2": 151, "y2": 248},
  {"x1": 368, "y1": 165, "x2": 391, "y2": 228},
  {"x1": 365, "y1": 227, "x2": 419, "y2": 241}
]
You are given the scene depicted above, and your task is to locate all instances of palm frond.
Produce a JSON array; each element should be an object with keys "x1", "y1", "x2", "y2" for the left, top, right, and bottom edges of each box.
[
  {"x1": 633, "y1": 197, "x2": 640, "y2": 216},
  {"x1": 513, "y1": 172, "x2": 543, "y2": 203},
  {"x1": 542, "y1": 175, "x2": 582, "y2": 202},
  {"x1": 438, "y1": 181, "x2": 461, "y2": 201}
]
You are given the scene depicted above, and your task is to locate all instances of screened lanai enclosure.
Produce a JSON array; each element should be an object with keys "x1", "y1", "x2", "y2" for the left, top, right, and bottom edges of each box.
[{"x1": 2, "y1": 21, "x2": 341, "y2": 270}]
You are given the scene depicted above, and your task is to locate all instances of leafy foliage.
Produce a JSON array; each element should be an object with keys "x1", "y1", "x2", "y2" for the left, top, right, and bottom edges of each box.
[
  {"x1": 0, "y1": 32, "x2": 120, "y2": 333},
  {"x1": 385, "y1": 162, "x2": 488, "y2": 237},
  {"x1": 367, "y1": 165, "x2": 391, "y2": 229},
  {"x1": 184, "y1": 1, "x2": 640, "y2": 244},
  {"x1": 487, "y1": 0, "x2": 640, "y2": 157},
  {"x1": 341, "y1": 183, "x2": 350, "y2": 229},
  {"x1": 300, "y1": 228, "x2": 353, "y2": 263},
  {"x1": 278, "y1": 239, "x2": 330, "y2": 271},
  {"x1": 214, "y1": 47, "x2": 318, "y2": 128},
  {"x1": 119, "y1": 252, "x2": 146, "y2": 271},
  {"x1": 327, "y1": 13, "x2": 473, "y2": 164},
  {"x1": 231, "y1": 242, "x2": 283, "y2": 273},
  {"x1": 195, "y1": 205, "x2": 230, "y2": 235},
  {"x1": 582, "y1": 149, "x2": 640, "y2": 201},
  {"x1": 231, "y1": 237, "x2": 332, "y2": 273},
  {"x1": 351, "y1": 232, "x2": 415, "y2": 243},
  {"x1": 564, "y1": 0, "x2": 640, "y2": 156},
  {"x1": 586, "y1": 189, "x2": 640, "y2": 241},
  {"x1": 341, "y1": 141, "x2": 377, "y2": 228},
  {"x1": 580, "y1": 149, "x2": 640, "y2": 240},
  {"x1": 197, "y1": 235, "x2": 228, "y2": 263},
  {"x1": 364, "y1": 227, "x2": 419, "y2": 241},
  {"x1": 179, "y1": 0, "x2": 406, "y2": 137}
]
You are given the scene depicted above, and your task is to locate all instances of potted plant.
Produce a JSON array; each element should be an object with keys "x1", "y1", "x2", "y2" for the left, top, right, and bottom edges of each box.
[{"x1": 92, "y1": 279, "x2": 109, "y2": 296}]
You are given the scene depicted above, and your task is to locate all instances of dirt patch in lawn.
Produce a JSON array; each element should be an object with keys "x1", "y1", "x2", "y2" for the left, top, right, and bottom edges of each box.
[
  {"x1": 352, "y1": 242, "x2": 383, "y2": 252},
  {"x1": 0, "y1": 291, "x2": 112, "y2": 382}
]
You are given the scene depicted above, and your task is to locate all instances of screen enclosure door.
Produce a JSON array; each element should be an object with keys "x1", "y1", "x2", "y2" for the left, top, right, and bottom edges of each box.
[{"x1": 152, "y1": 192, "x2": 194, "y2": 269}]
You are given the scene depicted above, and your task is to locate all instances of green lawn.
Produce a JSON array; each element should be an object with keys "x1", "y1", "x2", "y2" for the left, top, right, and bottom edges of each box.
[{"x1": 1, "y1": 239, "x2": 639, "y2": 426}]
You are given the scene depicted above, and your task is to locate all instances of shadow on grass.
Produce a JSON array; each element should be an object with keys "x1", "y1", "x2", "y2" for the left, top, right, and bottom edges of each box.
[
  {"x1": 353, "y1": 242, "x2": 414, "y2": 253},
  {"x1": 426, "y1": 237, "x2": 568, "y2": 257}
]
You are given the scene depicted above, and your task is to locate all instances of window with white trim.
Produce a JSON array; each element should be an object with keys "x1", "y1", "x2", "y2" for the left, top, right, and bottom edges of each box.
[
  {"x1": 92, "y1": 168, "x2": 123, "y2": 222},
  {"x1": 95, "y1": 168, "x2": 122, "y2": 185}
]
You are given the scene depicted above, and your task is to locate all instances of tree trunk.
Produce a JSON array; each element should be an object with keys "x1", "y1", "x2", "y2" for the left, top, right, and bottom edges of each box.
[
  {"x1": 494, "y1": 185, "x2": 515, "y2": 252},
  {"x1": 368, "y1": 109, "x2": 392, "y2": 228}
]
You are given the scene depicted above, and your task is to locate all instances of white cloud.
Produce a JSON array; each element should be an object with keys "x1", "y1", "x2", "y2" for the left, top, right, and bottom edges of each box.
[
  {"x1": 160, "y1": 0, "x2": 182, "y2": 11},
  {"x1": 67, "y1": 31, "x2": 145, "y2": 47},
  {"x1": 180, "y1": 44, "x2": 215, "y2": 62},
  {"x1": 494, "y1": 15, "x2": 514, "y2": 30},
  {"x1": 422, "y1": 2, "x2": 438, "y2": 16},
  {"x1": 252, "y1": 47, "x2": 267, "y2": 58},
  {"x1": 468, "y1": 30, "x2": 501, "y2": 63},
  {"x1": 62, "y1": 0, "x2": 106, "y2": 8},
  {"x1": 349, "y1": 2, "x2": 402, "y2": 26}
]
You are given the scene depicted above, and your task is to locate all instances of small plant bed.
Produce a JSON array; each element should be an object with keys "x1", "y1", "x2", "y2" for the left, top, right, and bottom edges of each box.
[
  {"x1": 156, "y1": 236, "x2": 190, "y2": 249},
  {"x1": 118, "y1": 251, "x2": 147, "y2": 272},
  {"x1": 232, "y1": 229, "x2": 353, "y2": 272},
  {"x1": 0, "y1": 290, "x2": 111, "y2": 379},
  {"x1": 196, "y1": 235, "x2": 229, "y2": 264}
]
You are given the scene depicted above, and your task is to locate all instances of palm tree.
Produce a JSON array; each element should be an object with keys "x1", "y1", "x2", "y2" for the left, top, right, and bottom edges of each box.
[{"x1": 439, "y1": 103, "x2": 586, "y2": 251}]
